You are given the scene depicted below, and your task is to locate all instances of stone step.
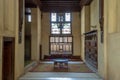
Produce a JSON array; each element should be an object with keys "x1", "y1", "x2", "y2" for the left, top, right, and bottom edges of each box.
[
  {"x1": 20, "y1": 78, "x2": 102, "y2": 80},
  {"x1": 19, "y1": 72, "x2": 103, "y2": 80}
]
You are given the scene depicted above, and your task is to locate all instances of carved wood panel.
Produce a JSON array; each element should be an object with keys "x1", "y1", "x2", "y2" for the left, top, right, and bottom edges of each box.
[{"x1": 85, "y1": 30, "x2": 98, "y2": 70}]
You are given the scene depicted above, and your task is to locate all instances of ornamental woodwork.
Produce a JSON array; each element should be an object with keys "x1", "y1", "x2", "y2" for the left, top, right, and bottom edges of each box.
[{"x1": 85, "y1": 30, "x2": 98, "y2": 70}]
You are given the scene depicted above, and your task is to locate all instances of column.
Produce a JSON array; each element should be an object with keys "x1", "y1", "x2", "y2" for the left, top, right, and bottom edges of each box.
[{"x1": 31, "y1": 7, "x2": 41, "y2": 61}]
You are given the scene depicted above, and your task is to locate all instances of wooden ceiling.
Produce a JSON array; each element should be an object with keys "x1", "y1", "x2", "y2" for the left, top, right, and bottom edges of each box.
[
  {"x1": 25, "y1": 0, "x2": 93, "y2": 12},
  {"x1": 40, "y1": 0, "x2": 81, "y2": 12}
]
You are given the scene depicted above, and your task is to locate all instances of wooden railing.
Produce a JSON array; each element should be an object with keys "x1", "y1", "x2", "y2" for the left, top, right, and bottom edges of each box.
[{"x1": 84, "y1": 30, "x2": 98, "y2": 70}]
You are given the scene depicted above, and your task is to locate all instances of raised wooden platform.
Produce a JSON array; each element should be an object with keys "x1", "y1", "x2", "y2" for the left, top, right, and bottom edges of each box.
[{"x1": 44, "y1": 54, "x2": 82, "y2": 61}]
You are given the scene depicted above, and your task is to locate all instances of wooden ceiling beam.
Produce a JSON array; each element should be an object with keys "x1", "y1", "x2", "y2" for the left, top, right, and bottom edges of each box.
[
  {"x1": 41, "y1": 6, "x2": 80, "y2": 12},
  {"x1": 41, "y1": 4, "x2": 80, "y2": 7},
  {"x1": 25, "y1": 0, "x2": 82, "y2": 12},
  {"x1": 41, "y1": 1, "x2": 80, "y2": 3}
]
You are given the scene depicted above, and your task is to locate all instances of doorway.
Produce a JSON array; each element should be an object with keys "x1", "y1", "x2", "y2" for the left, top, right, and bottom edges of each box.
[{"x1": 2, "y1": 37, "x2": 15, "y2": 80}]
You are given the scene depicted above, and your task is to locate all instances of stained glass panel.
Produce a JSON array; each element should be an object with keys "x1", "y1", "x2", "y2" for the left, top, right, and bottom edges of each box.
[
  {"x1": 62, "y1": 23, "x2": 71, "y2": 34},
  {"x1": 51, "y1": 13, "x2": 57, "y2": 22},
  {"x1": 51, "y1": 23, "x2": 60, "y2": 34},
  {"x1": 65, "y1": 13, "x2": 71, "y2": 21},
  {"x1": 51, "y1": 13, "x2": 71, "y2": 34}
]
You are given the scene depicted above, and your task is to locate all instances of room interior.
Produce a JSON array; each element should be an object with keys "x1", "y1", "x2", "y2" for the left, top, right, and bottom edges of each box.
[{"x1": 0, "y1": 0, "x2": 120, "y2": 80}]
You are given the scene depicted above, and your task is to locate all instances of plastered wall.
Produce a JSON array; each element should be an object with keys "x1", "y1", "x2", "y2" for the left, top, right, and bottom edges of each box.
[
  {"x1": 0, "y1": 0, "x2": 4, "y2": 35},
  {"x1": 81, "y1": 0, "x2": 106, "y2": 78},
  {"x1": 81, "y1": 7, "x2": 85, "y2": 61},
  {"x1": 90, "y1": 0, "x2": 99, "y2": 29},
  {"x1": 0, "y1": 0, "x2": 15, "y2": 37},
  {"x1": 90, "y1": 0, "x2": 120, "y2": 79},
  {"x1": 0, "y1": 0, "x2": 4, "y2": 78},
  {"x1": 31, "y1": 8, "x2": 41, "y2": 61},
  {"x1": 0, "y1": 0, "x2": 25, "y2": 79},
  {"x1": 3, "y1": 0, "x2": 16, "y2": 36},
  {"x1": 72, "y1": 12, "x2": 81, "y2": 56},
  {"x1": 104, "y1": 0, "x2": 120, "y2": 80},
  {"x1": 41, "y1": 12, "x2": 81, "y2": 59},
  {"x1": 14, "y1": 0, "x2": 25, "y2": 79},
  {"x1": 90, "y1": 0, "x2": 105, "y2": 78},
  {"x1": 41, "y1": 13, "x2": 50, "y2": 59},
  {"x1": 24, "y1": 8, "x2": 42, "y2": 61},
  {"x1": 31, "y1": 8, "x2": 38, "y2": 61},
  {"x1": 81, "y1": 6, "x2": 90, "y2": 61},
  {"x1": 108, "y1": 33, "x2": 120, "y2": 80}
]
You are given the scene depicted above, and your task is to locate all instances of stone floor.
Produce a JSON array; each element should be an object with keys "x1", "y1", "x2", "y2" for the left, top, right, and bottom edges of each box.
[
  {"x1": 20, "y1": 61, "x2": 103, "y2": 80},
  {"x1": 19, "y1": 72, "x2": 103, "y2": 80}
]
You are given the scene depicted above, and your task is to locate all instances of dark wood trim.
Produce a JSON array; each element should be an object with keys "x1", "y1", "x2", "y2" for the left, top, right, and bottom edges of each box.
[
  {"x1": 40, "y1": 0, "x2": 80, "y2": 12},
  {"x1": 84, "y1": 30, "x2": 97, "y2": 35},
  {"x1": 44, "y1": 55, "x2": 81, "y2": 61},
  {"x1": 19, "y1": 0, "x2": 24, "y2": 43},
  {"x1": 2, "y1": 37, "x2": 15, "y2": 80},
  {"x1": 25, "y1": 36, "x2": 31, "y2": 61},
  {"x1": 49, "y1": 35, "x2": 51, "y2": 55},
  {"x1": 39, "y1": 44, "x2": 42, "y2": 60},
  {"x1": 32, "y1": 0, "x2": 41, "y2": 6},
  {"x1": 25, "y1": 0, "x2": 39, "y2": 8},
  {"x1": 71, "y1": 36, "x2": 74, "y2": 55},
  {"x1": 99, "y1": 0, "x2": 104, "y2": 43}
]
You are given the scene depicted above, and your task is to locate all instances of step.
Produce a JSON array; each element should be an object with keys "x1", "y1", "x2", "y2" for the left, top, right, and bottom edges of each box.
[{"x1": 19, "y1": 72, "x2": 103, "y2": 80}]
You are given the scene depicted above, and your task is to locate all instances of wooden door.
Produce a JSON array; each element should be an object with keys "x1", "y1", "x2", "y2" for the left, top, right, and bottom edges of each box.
[{"x1": 2, "y1": 37, "x2": 14, "y2": 80}]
